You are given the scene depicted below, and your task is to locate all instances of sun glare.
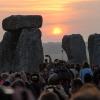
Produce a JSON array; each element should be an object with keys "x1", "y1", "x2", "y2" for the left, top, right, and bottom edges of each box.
[{"x1": 52, "y1": 27, "x2": 62, "y2": 35}]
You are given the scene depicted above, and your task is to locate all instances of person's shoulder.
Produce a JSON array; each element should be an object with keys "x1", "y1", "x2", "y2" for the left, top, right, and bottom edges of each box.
[{"x1": 87, "y1": 68, "x2": 92, "y2": 71}]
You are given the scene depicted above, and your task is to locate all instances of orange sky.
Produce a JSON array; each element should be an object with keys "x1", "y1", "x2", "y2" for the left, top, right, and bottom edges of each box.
[{"x1": 0, "y1": 0, "x2": 100, "y2": 42}]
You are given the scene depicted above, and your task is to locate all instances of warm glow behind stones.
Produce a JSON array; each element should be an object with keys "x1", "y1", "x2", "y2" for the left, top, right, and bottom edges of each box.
[{"x1": 52, "y1": 27, "x2": 62, "y2": 35}]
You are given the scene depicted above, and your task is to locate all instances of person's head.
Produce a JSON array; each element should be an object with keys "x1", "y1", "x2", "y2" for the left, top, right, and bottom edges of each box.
[
  {"x1": 48, "y1": 73, "x2": 59, "y2": 85},
  {"x1": 1, "y1": 73, "x2": 9, "y2": 81},
  {"x1": 93, "y1": 65, "x2": 99, "y2": 70},
  {"x1": 70, "y1": 84, "x2": 100, "y2": 100},
  {"x1": 11, "y1": 79, "x2": 25, "y2": 89},
  {"x1": 26, "y1": 73, "x2": 31, "y2": 81},
  {"x1": 95, "y1": 74, "x2": 100, "y2": 89},
  {"x1": 14, "y1": 73, "x2": 21, "y2": 79},
  {"x1": 44, "y1": 59, "x2": 48, "y2": 63},
  {"x1": 70, "y1": 64, "x2": 75, "y2": 69},
  {"x1": 31, "y1": 73, "x2": 39, "y2": 83},
  {"x1": 12, "y1": 88, "x2": 35, "y2": 100},
  {"x1": 75, "y1": 64, "x2": 81, "y2": 72},
  {"x1": 39, "y1": 91, "x2": 59, "y2": 100},
  {"x1": 79, "y1": 83, "x2": 98, "y2": 92},
  {"x1": 70, "y1": 79, "x2": 83, "y2": 94},
  {"x1": 3, "y1": 81, "x2": 11, "y2": 87},
  {"x1": 84, "y1": 74, "x2": 93, "y2": 83},
  {"x1": 83, "y1": 62, "x2": 89, "y2": 68},
  {"x1": 39, "y1": 63, "x2": 47, "y2": 72},
  {"x1": 54, "y1": 59, "x2": 59, "y2": 64}
]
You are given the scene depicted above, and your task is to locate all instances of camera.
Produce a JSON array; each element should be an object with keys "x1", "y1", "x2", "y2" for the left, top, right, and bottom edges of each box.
[
  {"x1": 47, "y1": 87, "x2": 54, "y2": 92},
  {"x1": 45, "y1": 85, "x2": 57, "y2": 92}
]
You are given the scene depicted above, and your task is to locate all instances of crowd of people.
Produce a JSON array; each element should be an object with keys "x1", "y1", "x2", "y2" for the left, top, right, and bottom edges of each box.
[{"x1": 0, "y1": 57, "x2": 100, "y2": 100}]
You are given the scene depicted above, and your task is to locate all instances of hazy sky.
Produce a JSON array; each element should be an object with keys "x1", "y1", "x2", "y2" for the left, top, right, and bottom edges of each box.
[{"x1": 0, "y1": 0, "x2": 100, "y2": 42}]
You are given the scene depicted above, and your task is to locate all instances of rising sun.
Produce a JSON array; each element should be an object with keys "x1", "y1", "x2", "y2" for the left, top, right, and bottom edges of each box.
[{"x1": 52, "y1": 27, "x2": 62, "y2": 35}]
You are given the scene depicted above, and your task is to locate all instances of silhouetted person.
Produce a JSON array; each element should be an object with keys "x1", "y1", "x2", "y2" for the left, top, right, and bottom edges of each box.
[{"x1": 79, "y1": 62, "x2": 93, "y2": 82}]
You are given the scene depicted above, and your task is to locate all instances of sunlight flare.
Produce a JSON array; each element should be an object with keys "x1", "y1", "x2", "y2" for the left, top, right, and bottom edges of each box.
[{"x1": 52, "y1": 27, "x2": 62, "y2": 35}]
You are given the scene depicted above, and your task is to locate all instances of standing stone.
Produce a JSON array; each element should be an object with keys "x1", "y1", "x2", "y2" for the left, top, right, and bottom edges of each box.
[
  {"x1": 62, "y1": 34, "x2": 87, "y2": 64},
  {"x1": 88, "y1": 34, "x2": 95, "y2": 66},
  {"x1": 0, "y1": 15, "x2": 43, "y2": 72},
  {"x1": 62, "y1": 35, "x2": 72, "y2": 60},
  {"x1": 0, "y1": 42, "x2": 3, "y2": 71},
  {"x1": 88, "y1": 34, "x2": 100, "y2": 65},
  {"x1": 14, "y1": 28, "x2": 44, "y2": 72},
  {"x1": 0, "y1": 30, "x2": 21, "y2": 71},
  {"x1": 2, "y1": 15, "x2": 43, "y2": 31}
]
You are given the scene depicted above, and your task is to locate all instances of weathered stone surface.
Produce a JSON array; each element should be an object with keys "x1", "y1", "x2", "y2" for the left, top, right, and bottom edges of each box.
[
  {"x1": 0, "y1": 43, "x2": 3, "y2": 71},
  {"x1": 62, "y1": 35, "x2": 71, "y2": 60},
  {"x1": 88, "y1": 34, "x2": 95, "y2": 65},
  {"x1": 88, "y1": 34, "x2": 100, "y2": 65},
  {"x1": 2, "y1": 15, "x2": 43, "y2": 31},
  {"x1": 13, "y1": 28, "x2": 44, "y2": 72},
  {"x1": 0, "y1": 15, "x2": 43, "y2": 72},
  {"x1": 0, "y1": 31, "x2": 21, "y2": 71},
  {"x1": 62, "y1": 34, "x2": 87, "y2": 64}
]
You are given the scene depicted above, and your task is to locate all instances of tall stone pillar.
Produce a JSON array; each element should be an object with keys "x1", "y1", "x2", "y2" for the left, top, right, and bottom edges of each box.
[
  {"x1": 62, "y1": 34, "x2": 87, "y2": 64},
  {"x1": 14, "y1": 28, "x2": 43, "y2": 72},
  {"x1": 88, "y1": 34, "x2": 100, "y2": 66}
]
